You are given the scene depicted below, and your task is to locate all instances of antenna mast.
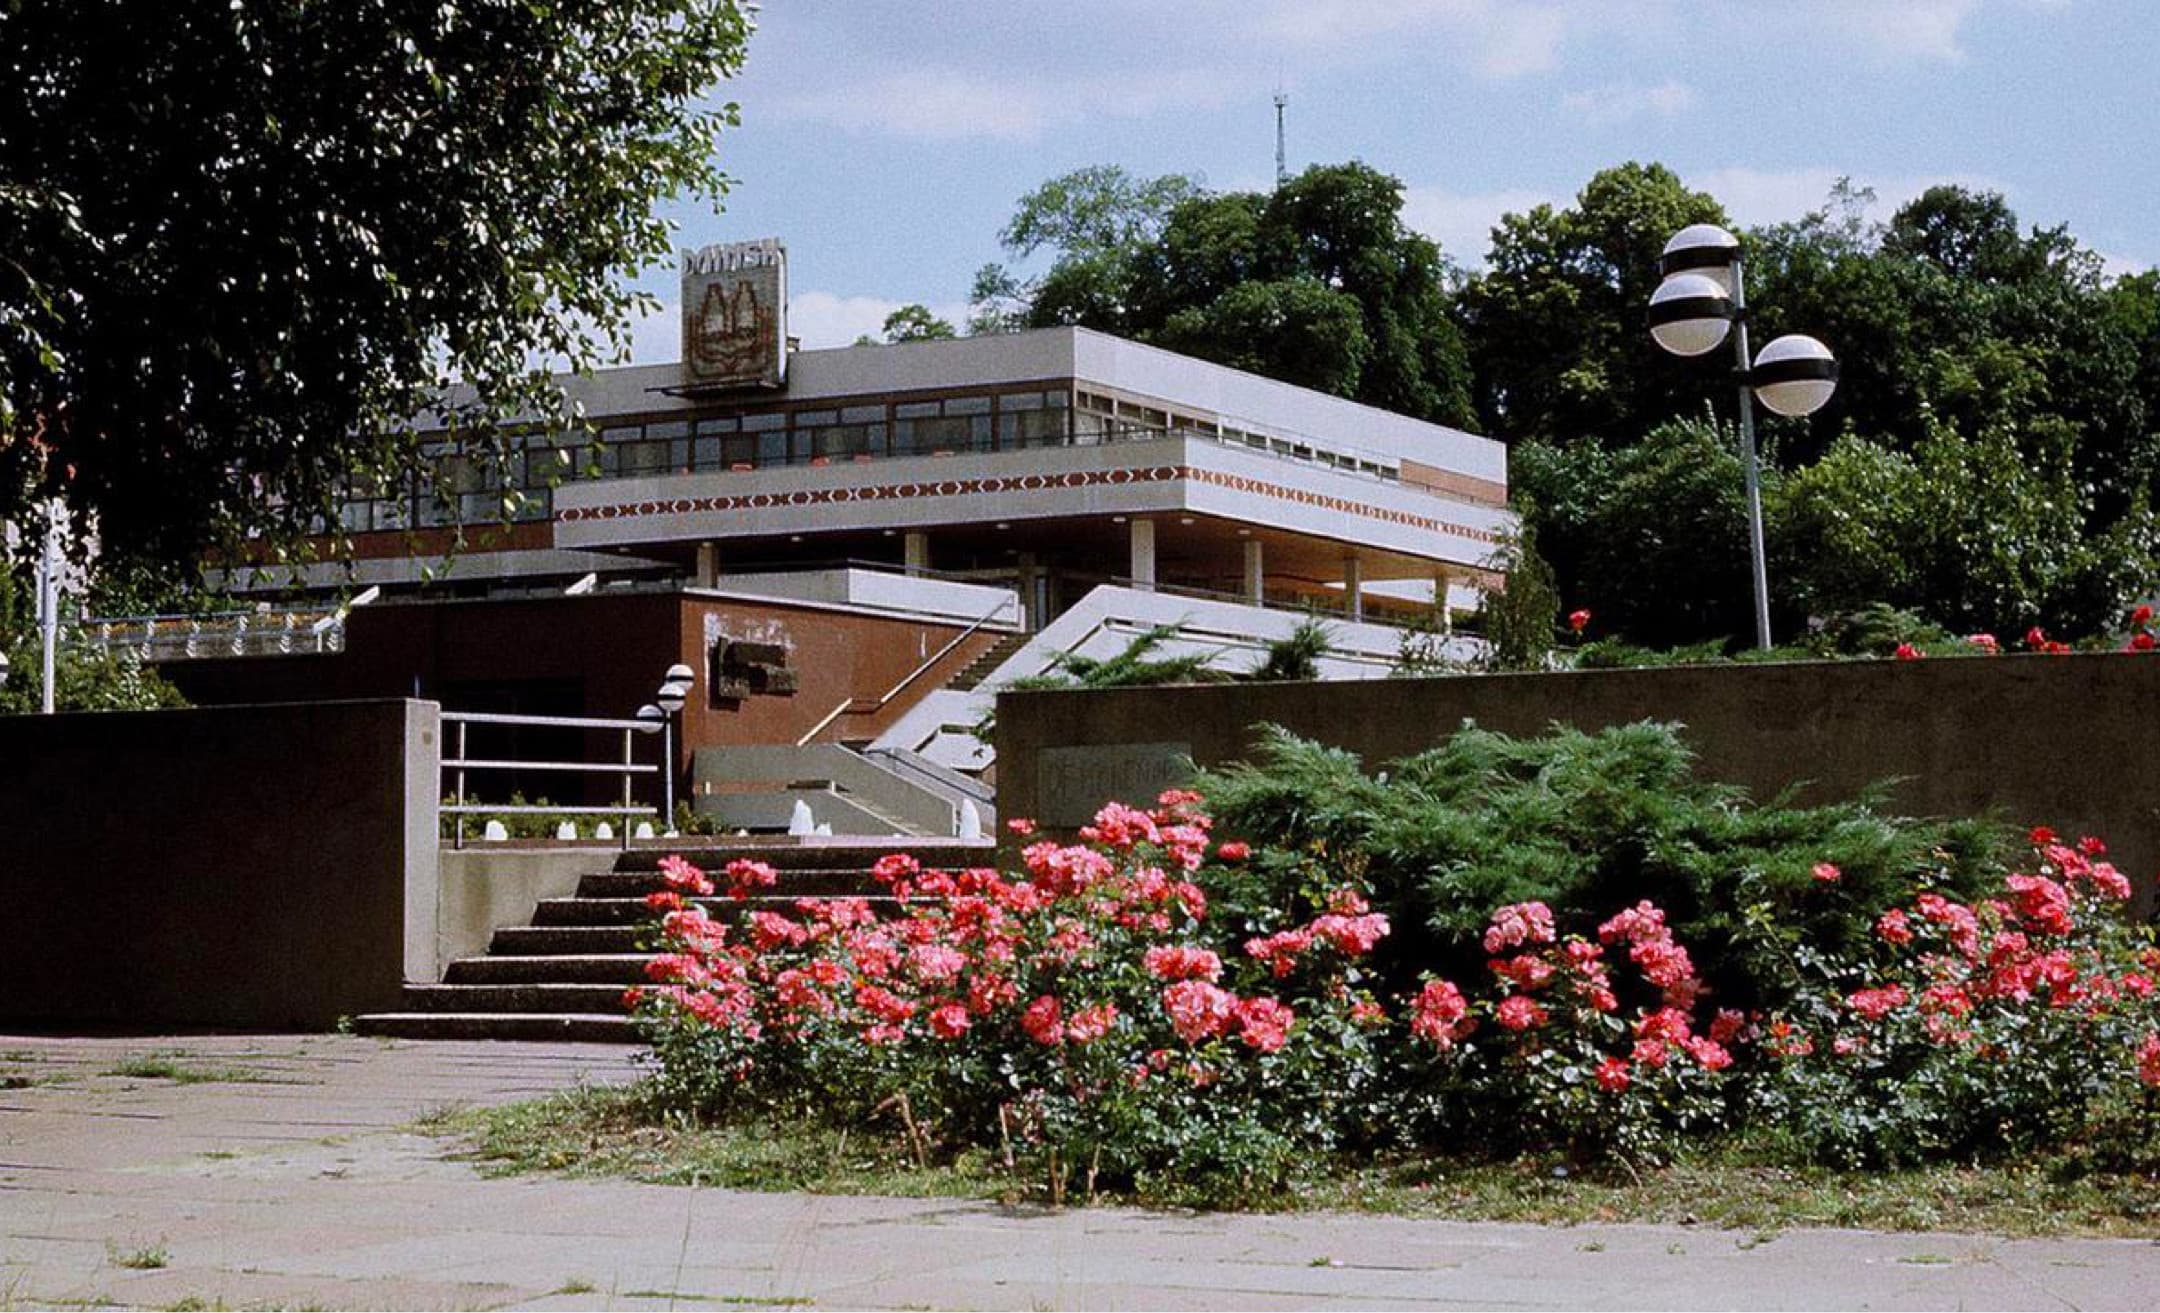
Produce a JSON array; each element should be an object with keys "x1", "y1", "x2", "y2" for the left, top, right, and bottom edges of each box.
[{"x1": 1272, "y1": 89, "x2": 1288, "y2": 187}]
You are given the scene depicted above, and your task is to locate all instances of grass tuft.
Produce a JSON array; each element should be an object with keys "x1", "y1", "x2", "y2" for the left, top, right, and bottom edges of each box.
[
  {"x1": 110, "y1": 1242, "x2": 169, "y2": 1270},
  {"x1": 102, "y1": 1053, "x2": 311, "y2": 1086},
  {"x1": 420, "y1": 1082, "x2": 2160, "y2": 1238}
]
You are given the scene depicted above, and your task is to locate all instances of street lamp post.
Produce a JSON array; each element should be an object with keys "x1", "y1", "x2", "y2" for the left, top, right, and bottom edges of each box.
[
  {"x1": 654, "y1": 662, "x2": 695, "y2": 833},
  {"x1": 1647, "y1": 224, "x2": 1839, "y2": 651},
  {"x1": 35, "y1": 500, "x2": 63, "y2": 714}
]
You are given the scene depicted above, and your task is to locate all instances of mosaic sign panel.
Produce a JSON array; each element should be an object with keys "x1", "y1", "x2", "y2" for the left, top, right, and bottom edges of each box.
[{"x1": 682, "y1": 238, "x2": 787, "y2": 389}]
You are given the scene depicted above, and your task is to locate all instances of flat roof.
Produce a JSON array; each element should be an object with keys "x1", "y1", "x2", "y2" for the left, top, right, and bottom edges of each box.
[{"x1": 532, "y1": 326, "x2": 1504, "y2": 483}]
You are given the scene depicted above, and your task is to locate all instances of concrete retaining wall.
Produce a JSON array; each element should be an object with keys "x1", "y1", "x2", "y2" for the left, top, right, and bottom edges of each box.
[
  {"x1": 0, "y1": 699, "x2": 439, "y2": 1029},
  {"x1": 996, "y1": 656, "x2": 2160, "y2": 908}
]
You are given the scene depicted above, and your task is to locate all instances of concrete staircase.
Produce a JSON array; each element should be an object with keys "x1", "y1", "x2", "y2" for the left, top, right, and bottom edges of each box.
[
  {"x1": 354, "y1": 840, "x2": 996, "y2": 1043},
  {"x1": 945, "y1": 631, "x2": 1030, "y2": 692}
]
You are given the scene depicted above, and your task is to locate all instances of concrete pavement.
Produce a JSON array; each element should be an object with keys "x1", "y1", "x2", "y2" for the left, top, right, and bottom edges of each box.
[{"x1": 1, "y1": 1033, "x2": 2153, "y2": 1310}]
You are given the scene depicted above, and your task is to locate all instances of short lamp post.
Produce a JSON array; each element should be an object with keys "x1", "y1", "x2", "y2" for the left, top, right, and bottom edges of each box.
[
  {"x1": 635, "y1": 702, "x2": 667, "y2": 832},
  {"x1": 654, "y1": 662, "x2": 695, "y2": 831},
  {"x1": 1647, "y1": 223, "x2": 1839, "y2": 651}
]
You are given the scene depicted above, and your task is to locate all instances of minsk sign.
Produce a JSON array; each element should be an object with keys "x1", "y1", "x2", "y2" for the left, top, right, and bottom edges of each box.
[{"x1": 682, "y1": 238, "x2": 787, "y2": 390}]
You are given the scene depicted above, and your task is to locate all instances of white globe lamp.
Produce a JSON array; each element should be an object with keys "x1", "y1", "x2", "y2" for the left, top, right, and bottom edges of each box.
[
  {"x1": 1751, "y1": 334, "x2": 1840, "y2": 417},
  {"x1": 1647, "y1": 273, "x2": 1733, "y2": 358},
  {"x1": 1658, "y1": 223, "x2": 1741, "y2": 293}
]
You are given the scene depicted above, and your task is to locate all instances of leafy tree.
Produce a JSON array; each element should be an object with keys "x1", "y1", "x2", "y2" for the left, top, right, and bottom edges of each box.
[
  {"x1": 1475, "y1": 523, "x2": 1562, "y2": 670},
  {"x1": 0, "y1": 0, "x2": 755, "y2": 576},
  {"x1": 982, "y1": 162, "x2": 1476, "y2": 427},
  {"x1": 1512, "y1": 418, "x2": 1765, "y2": 648},
  {"x1": 0, "y1": 565, "x2": 185, "y2": 713},
  {"x1": 880, "y1": 304, "x2": 957, "y2": 343},
  {"x1": 1458, "y1": 162, "x2": 1728, "y2": 444},
  {"x1": 967, "y1": 165, "x2": 1201, "y2": 338}
]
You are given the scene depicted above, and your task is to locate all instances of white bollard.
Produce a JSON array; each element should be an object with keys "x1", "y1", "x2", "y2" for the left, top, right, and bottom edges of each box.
[
  {"x1": 593, "y1": 821, "x2": 615, "y2": 841},
  {"x1": 555, "y1": 820, "x2": 578, "y2": 840},
  {"x1": 957, "y1": 799, "x2": 984, "y2": 841},
  {"x1": 788, "y1": 799, "x2": 816, "y2": 837},
  {"x1": 634, "y1": 821, "x2": 656, "y2": 840},
  {"x1": 482, "y1": 820, "x2": 510, "y2": 842}
]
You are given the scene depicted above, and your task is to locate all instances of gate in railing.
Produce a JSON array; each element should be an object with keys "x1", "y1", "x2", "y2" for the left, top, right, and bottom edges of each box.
[{"x1": 440, "y1": 710, "x2": 659, "y2": 850}]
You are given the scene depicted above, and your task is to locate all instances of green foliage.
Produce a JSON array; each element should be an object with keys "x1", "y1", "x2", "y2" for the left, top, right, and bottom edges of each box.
[
  {"x1": 879, "y1": 304, "x2": 957, "y2": 343},
  {"x1": 1772, "y1": 425, "x2": 2157, "y2": 637},
  {"x1": 0, "y1": 565, "x2": 186, "y2": 713},
  {"x1": 1029, "y1": 623, "x2": 1230, "y2": 691},
  {"x1": 1251, "y1": 619, "x2": 1333, "y2": 682},
  {"x1": 976, "y1": 623, "x2": 1230, "y2": 740},
  {"x1": 1193, "y1": 722, "x2": 2008, "y2": 1011},
  {"x1": 1458, "y1": 162, "x2": 1729, "y2": 443},
  {"x1": 1476, "y1": 523, "x2": 1562, "y2": 670},
  {"x1": 985, "y1": 162, "x2": 1475, "y2": 427},
  {"x1": 0, "y1": 1, "x2": 755, "y2": 573},
  {"x1": 1517, "y1": 417, "x2": 1764, "y2": 647}
]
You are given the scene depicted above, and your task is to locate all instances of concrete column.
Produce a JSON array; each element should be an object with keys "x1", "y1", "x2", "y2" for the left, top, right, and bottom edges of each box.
[
  {"x1": 694, "y1": 542, "x2": 719, "y2": 588},
  {"x1": 1344, "y1": 555, "x2": 1363, "y2": 623},
  {"x1": 1129, "y1": 519, "x2": 1156, "y2": 591},
  {"x1": 903, "y1": 531, "x2": 930, "y2": 575},
  {"x1": 1017, "y1": 552, "x2": 1042, "y2": 630},
  {"x1": 1243, "y1": 538, "x2": 1265, "y2": 605}
]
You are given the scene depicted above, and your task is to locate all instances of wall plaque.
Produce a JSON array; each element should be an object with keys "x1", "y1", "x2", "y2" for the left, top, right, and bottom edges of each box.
[
  {"x1": 1036, "y1": 742, "x2": 1194, "y2": 828},
  {"x1": 681, "y1": 238, "x2": 787, "y2": 389}
]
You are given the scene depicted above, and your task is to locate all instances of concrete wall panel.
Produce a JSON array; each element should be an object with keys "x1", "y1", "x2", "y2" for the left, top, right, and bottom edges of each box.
[
  {"x1": 996, "y1": 657, "x2": 2160, "y2": 909},
  {"x1": 0, "y1": 700, "x2": 438, "y2": 1029}
]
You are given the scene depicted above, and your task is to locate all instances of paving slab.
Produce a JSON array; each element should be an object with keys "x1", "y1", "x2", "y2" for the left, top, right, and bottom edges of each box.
[{"x1": 2, "y1": 1032, "x2": 2155, "y2": 1311}]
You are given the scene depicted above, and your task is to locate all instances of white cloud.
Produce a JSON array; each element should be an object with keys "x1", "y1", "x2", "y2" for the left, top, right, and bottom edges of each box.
[
  {"x1": 1815, "y1": 0, "x2": 1982, "y2": 62},
  {"x1": 785, "y1": 291, "x2": 974, "y2": 351},
  {"x1": 1401, "y1": 184, "x2": 1562, "y2": 265},
  {"x1": 1560, "y1": 79, "x2": 1695, "y2": 125},
  {"x1": 616, "y1": 292, "x2": 979, "y2": 362},
  {"x1": 625, "y1": 298, "x2": 678, "y2": 365},
  {"x1": 1683, "y1": 165, "x2": 2009, "y2": 229},
  {"x1": 770, "y1": 66, "x2": 1243, "y2": 144},
  {"x1": 1255, "y1": 0, "x2": 1580, "y2": 78},
  {"x1": 2097, "y1": 249, "x2": 2153, "y2": 280},
  {"x1": 771, "y1": 71, "x2": 1049, "y2": 143}
]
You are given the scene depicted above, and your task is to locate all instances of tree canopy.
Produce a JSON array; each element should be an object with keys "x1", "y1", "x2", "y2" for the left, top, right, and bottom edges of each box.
[
  {"x1": 0, "y1": 0, "x2": 754, "y2": 575},
  {"x1": 974, "y1": 161, "x2": 1477, "y2": 429},
  {"x1": 964, "y1": 158, "x2": 2156, "y2": 648}
]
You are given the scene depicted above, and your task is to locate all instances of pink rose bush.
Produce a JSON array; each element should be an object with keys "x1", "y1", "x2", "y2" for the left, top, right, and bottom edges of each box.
[
  {"x1": 632, "y1": 795, "x2": 2160, "y2": 1190},
  {"x1": 1749, "y1": 830, "x2": 2160, "y2": 1167},
  {"x1": 629, "y1": 790, "x2": 1392, "y2": 1197}
]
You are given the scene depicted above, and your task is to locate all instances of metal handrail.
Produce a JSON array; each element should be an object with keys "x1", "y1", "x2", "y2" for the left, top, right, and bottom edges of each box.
[
  {"x1": 794, "y1": 595, "x2": 1019, "y2": 747},
  {"x1": 441, "y1": 709, "x2": 658, "y2": 850}
]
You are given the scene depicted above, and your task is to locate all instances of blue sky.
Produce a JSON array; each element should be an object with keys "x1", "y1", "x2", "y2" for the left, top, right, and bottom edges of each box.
[{"x1": 623, "y1": 0, "x2": 2157, "y2": 358}]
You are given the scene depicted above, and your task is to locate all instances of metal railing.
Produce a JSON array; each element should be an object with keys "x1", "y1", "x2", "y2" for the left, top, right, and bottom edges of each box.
[
  {"x1": 441, "y1": 710, "x2": 659, "y2": 849},
  {"x1": 795, "y1": 596, "x2": 1021, "y2": 747},
  {"x1": 76, "y1": 607, "x2": 349, "y2": 661}
]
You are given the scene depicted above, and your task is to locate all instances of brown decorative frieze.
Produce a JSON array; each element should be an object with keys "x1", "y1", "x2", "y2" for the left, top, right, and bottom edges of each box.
[{"x1": 558, "y1": 464, "x2": 1499, "y2": 545}]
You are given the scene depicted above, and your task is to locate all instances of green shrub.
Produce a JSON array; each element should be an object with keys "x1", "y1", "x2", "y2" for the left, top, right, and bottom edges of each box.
[{"x1": 1193, "y1": 721, "x2": 2010, "y2": 1011}]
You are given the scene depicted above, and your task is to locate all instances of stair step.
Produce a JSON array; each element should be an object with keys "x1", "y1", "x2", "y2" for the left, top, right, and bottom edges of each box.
[
  {"x1": 575, "y1": 868, "x2": 887, "y2": 899},
  {"x1": 532, "y1": 894, "x2": 901, "y2": 927},
  {"x1": 446, "y1": 954, "x2": 654, "y2": 985},
  {"x1": 351, "y1": 1012, "x2": 636, "y2": 1043},
  {"x1": 490, "y1": 925, "x2": 647, "y2": 955},
  {"x1": 401, "y1": 983, "x2": 634, "y2": 1014},
  {"x1": 609, "y1": 841, "x2": 994, "y2": 874}
]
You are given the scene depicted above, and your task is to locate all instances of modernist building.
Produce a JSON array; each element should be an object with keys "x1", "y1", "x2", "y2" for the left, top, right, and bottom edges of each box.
[{"x1": 152, "y1": 241, "x2": 1512, "y2": 831}]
